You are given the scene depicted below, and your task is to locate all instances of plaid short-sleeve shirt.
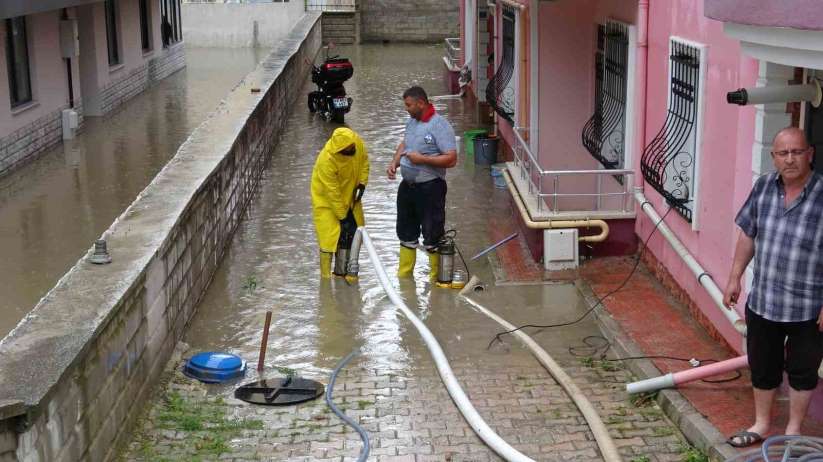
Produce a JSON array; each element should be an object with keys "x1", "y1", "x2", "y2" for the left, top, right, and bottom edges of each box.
[{"x1": 735, "y1": 172, "x2": 823, "y2": 322}]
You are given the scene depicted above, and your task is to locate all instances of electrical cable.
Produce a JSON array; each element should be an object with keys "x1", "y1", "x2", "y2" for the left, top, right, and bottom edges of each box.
[
  {"x1": 567, "y1": 335, "x2": 742, "y2": 384},
  {"x1": 326, "y1": 349, "x2": 370, "y2": 462},
  {"x1": 488, "y1": 205, "x2": 675, "y2": 349}
]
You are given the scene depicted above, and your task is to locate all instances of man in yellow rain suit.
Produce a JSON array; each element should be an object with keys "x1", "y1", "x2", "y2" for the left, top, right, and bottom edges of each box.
[{"x1": 311, "y1": 127, "x2": 369, "y2": 278}]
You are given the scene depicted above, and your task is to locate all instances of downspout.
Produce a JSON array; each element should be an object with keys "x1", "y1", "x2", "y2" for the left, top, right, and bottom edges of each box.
[
  {"x1": 634, "y1": 189, "x2": 746, "y2": 335},
  {"x1": 635, "y1": 0, "x2": 648, "y2": 190},
  {"x1": 504, "y1": 170, "x2": 610, "y2": 242}
]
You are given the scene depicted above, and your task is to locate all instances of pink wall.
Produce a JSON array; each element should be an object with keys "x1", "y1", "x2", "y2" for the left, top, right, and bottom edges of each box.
[
  {"x1": 705, "y1": 0, "x2": 823, "y2": 30},
  {"x1": 533, "y1": 1, "x2": 637, "y2": 210},
  {"x1": 78, "y1": 0, "x2": 168, "y2": 116},
  {"x1": 638, "y1": 0, "x2": 756, "y2": 349},
  {"x1": 0, "y1": 11, "x2": 74, "y2": 135}
]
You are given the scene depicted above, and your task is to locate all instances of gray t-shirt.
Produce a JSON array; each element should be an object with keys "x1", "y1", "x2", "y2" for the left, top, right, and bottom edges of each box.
[{"x1": 400, "y1": 113, "x2": 457, "y2": 183}]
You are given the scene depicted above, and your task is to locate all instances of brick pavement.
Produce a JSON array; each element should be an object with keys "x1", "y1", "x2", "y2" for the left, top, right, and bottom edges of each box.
[{"x1": 124, "y1": 334, "x2": 693, "y2": 461}]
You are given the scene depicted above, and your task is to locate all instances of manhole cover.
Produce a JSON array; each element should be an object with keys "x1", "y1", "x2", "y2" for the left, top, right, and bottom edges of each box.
[{"x1": 234, "y1": 377, "x2": 324, "y2": 406}]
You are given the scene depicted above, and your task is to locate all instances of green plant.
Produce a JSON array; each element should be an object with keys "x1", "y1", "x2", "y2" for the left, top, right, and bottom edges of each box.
[
  {"x1": 629, "y1": 391, "x2": 658, "y2": 408},
  {"x1": 630, "y1": 456, "x2": 651, "y2": 462},
  {"x1": 680, "y1": 445, "x2": 709, "y2": 462},
  {"x1": 242, "y1": 275, "x2": 259, "y2": 292}
]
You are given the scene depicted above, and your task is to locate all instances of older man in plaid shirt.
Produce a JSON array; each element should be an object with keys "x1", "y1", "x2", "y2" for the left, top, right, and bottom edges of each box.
[{"x1": 724, "y1": 127, "x2": 823, "y2": 447}]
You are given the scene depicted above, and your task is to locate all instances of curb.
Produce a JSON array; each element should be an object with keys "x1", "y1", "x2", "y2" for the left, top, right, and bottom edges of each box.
[{"x1": 574, "y1": 279, "x2": 739, "y2": 462}]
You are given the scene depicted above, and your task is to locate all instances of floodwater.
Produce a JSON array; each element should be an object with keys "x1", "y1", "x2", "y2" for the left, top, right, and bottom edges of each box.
[
  {"x1": 184, "y1": 43, "x2": 593, "y2": 378},
  {"x1": 0, "y1": 47, "x2": 270, "y2": 339}
]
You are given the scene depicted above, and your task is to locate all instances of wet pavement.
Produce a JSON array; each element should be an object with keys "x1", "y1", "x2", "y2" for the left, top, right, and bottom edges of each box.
[
  {"x1": 125, "y1": 43, "x2": 690, "y2": 461},
  {"x1": 0, "y1": 47, "x2": 270, "y2": 339}
]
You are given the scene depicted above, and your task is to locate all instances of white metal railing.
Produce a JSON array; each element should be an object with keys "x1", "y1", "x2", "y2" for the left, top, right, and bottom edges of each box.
[
  {"x1": 512, "y1": 127, "x2": 635, "y2": 215},
  {"x1": 305, "y1": 0, "x2": 356, "y2": 11},
  {"x1": 444, "y1": 38, "x2": 461, "y2": 70}
]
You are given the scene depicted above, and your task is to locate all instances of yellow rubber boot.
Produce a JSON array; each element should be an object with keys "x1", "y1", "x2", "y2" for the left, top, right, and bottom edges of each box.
[
  {"x1": 428, "y1": 251, "x2": 439, "y2": 283},
  {"x1": 320, "y1": 252, "x2": 333, "y2": 278},
  {"x1": 398, "y1": 246, "x2": 416, "y2": 277}
]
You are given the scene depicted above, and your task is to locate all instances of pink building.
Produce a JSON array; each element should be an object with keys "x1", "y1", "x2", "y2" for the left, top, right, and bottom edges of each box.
[
  {"x1": 0, "y1": 0, "x2": 185, "y2": 176},
  {"x1": 456, "y1": 0, "x2": 823, "y2": 423}
]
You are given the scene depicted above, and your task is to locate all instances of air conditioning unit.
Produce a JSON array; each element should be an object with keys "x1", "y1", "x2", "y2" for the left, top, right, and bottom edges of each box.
[{"x1": 543, "y1": 228, "x2": 578, "y2": 271}]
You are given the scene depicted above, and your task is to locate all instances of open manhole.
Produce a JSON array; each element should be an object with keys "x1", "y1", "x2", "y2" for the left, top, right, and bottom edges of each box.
[{"x1": 234, "y1": 377, "x2": 324, "y2": 406}]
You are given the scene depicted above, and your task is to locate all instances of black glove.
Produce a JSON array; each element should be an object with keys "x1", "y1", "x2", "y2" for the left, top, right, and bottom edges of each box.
[{"x1": 340, "y1": 209, "x2": 357, "y2": 237}]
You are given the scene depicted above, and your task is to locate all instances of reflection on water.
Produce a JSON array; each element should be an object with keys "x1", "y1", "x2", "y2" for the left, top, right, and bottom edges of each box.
[
  {"x1": 0, "y1": 47, "x2": 269, "y2": 339},
  {"x1": 184, "y1": 43, "x2": 521, "y2": 377}
]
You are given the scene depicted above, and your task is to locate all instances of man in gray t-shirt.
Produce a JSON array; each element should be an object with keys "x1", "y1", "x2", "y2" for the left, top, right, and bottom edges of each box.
[{"x1": 386, "y1": 86, "x2": 457, "y2": 280}]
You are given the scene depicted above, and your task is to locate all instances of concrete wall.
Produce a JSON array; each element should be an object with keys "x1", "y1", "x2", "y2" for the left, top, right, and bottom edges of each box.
[
  {"x1": 181, "y1": 2, "x2": 306, "y2": 48},
  {"x1": 0, "y1": 13, "x2": 321, "y2": 462},
  {"x1": 359, "y1": 0, "x2": 459, "y2": 43},
  {"x1": 322, "y1": 11, "x2": 359, "y2": 45}
]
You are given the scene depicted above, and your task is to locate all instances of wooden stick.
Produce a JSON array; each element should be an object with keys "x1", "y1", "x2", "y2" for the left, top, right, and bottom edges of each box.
[{"x1": 257, "y1": 311, "x2": 272, "y2": 372}]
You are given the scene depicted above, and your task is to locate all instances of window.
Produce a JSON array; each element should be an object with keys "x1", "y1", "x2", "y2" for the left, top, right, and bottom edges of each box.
[
  {"x1": 105, "y1": 0, "x2": 120, "y2": 66},
  {"x1": 161, "y1": 0, "x2": 183, "y2": 48},
  {"x1": 582, "y1": 21, "x2": 630, "y2": 169},
  {"x1": 486, "y1": 6, "x2": 515, "y2": 122},
  {"x1": 641, "y1": 37, "x2": 707, "y2": 224},
  {"x1": 5, "y1": 17, "x2": 32, "y2": 108},
  {"x1": 139, "y1": 0, "x2": 151, "y2": 51}
]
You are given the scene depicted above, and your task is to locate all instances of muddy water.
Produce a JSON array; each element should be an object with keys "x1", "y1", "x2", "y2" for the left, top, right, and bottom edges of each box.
[
  {"x1": 0, "y1": 47, "x2": 269, "y2": 339},
  {"x1": 184, "y1": 43, "x2": 594, "y2": 379}
]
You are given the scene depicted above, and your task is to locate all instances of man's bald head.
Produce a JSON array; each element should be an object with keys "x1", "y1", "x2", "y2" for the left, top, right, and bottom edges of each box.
[{"x1": 772, "y1": 126, "x2": 809, "y2": 149}]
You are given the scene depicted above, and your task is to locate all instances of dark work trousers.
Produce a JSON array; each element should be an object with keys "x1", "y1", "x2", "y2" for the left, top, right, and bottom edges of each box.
[{"x1": 396, "y1": 178, "x2": 447, "y2": 249}]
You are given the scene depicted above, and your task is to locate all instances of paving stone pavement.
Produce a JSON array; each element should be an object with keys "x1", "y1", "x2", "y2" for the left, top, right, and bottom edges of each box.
[{"x1": 123, "y1": 335, "x2": 695, "y2": 462}]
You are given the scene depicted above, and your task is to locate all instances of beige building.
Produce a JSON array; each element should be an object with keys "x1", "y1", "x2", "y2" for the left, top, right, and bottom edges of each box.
[{"x1": 0, "y1": 0, "x2": 185, "y2": 176}]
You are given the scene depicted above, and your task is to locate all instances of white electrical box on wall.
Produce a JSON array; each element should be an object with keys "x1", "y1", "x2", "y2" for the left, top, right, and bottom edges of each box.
[
  {"x1": 60, "y1": 19, "x2": 79, "y2": 58},
  {"x1": 543, "y1": 229, "x2": 579, "y2": 271}
]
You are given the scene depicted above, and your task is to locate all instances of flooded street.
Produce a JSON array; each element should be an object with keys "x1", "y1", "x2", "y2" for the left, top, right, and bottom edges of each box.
[
  {"x1": 183, "y1": 42, "x2": 524, "y2": 375},
  {"x1": 126, "y1": 43, "x2": 688, "y2": 462},
  {"x1": 0, "y1": 47, "x2": 269, "y2": 338}
]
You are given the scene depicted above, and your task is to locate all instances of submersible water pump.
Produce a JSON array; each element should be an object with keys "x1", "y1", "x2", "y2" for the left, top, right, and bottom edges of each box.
[{"x1": 436, "y1": 232, "x2": 457, "y2": 287}]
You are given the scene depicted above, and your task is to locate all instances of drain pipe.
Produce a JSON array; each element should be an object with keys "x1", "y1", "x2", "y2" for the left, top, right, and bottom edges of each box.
[
  {"x1": 627, "y1": 355, "x2": 749, "y2": 394},
  {"x1": 460, "y1": 295, "x2": 623, "y2": 462},
  {"x1": 504, "y1": 170, "x2": 610, "y2": 242},
  {"x1": 633, "y1": 188, "x2": 746, "y2": 336},
  {"x1": 358, "y1": 228, "x2": 536, "y2": 462}
]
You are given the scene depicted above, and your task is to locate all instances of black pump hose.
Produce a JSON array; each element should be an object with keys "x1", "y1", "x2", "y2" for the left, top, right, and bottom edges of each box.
[{"x1": 326, "y1": 349, "x2": 370, "y2": 462}]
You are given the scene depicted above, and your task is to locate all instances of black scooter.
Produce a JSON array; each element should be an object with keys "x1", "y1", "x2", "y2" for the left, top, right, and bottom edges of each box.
[{"x1": 308, "y1": 52, "x2": 353, "y2": 124}]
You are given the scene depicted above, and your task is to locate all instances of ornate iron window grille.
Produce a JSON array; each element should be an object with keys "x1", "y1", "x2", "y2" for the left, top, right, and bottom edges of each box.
[
  {"x1": 486, "y1": 7, "x2": 515, "y2": 122},
  {"x1": 641, "y1": 39, "x2": 703, "y2": 222},
  {"x1": 582, "y1": 22, "x2": 629, "y2": 170}
]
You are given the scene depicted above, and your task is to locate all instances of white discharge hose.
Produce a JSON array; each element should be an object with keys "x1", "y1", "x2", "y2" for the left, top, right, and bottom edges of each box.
[
  {"x1": 358, "y1": 228, "x2": 535, "y2": 462},
  {"x1": 460, "y1": 295, "x2": 623, "y2": 462}
]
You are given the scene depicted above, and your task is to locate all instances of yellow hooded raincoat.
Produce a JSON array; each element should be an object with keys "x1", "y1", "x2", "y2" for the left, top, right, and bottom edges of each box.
[{"x1": 311, "y1": 128, "x2": 369, "y2": 253}]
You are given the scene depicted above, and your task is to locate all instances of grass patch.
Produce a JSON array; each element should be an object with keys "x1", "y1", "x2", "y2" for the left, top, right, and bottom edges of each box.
[
  {"x1": 629, "y1": 391, "x2": 658, "y2": 408},
  {"x1": 630, "y1": 457, "x2": 651, "y2": 462},
  {"x1": 242, "y1": 275, "x2": 259, "y2": 292},
  {"x1": 150, "y1": 392, "x2": 264, "y2": 458},
  {"x1": 357, "y1": 400, "x2": 371, "y2": 410},
  {"x1": 680, "y1": 445, "x2": 709, "y2": 462},
  {"x1": 653, "y1": 426, "x2": 675, "y2": 437}
]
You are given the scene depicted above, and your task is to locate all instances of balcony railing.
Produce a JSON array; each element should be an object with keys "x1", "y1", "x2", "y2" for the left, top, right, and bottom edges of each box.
[
  {"x1": 444, "y1": 38, "x2": 461, "y2": 71},
  {"x1": 511, "y1": 127, "x2": 635, "y2": 218},
  {"x1": 306, "y1": 0, "x2": 356, "y2": 12}
]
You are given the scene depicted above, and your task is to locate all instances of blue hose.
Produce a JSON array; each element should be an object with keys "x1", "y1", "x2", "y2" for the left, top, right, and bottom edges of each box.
[
  {"x1": 326, "y1": 349, "x2": 370, "y2": 462},
  {"x1": 724, "y1": 435, "x2": 823, "y2": 462}
]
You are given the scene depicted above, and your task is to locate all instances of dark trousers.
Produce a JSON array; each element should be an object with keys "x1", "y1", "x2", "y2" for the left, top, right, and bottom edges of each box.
[
  {"x1": 396, "y1": 178, "x2": 447, "y2": 249},
  {"x1": 746, "y1": 305, "x2": 823, "y2": 391}
]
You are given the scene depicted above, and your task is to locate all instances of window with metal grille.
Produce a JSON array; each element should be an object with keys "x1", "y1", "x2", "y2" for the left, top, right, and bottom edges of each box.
[
  {"x1": 582, "y1": 21, "x2": 629, "y2": 170},
  {"x1": 641, "y1": 37, "x2": 706, "y2": 224},
  {"x1": 105, "y1": 0, "x2": 120, "y2": 66},
  {"x1": 139, "y1": 0, "x2": 151, "y2": 51},
  {"x1": 5, "y1": 17, "x2": 32, "y2": 108},
  {"x1": 486, "y1": 6, "x2": 515, "y2": 122}
]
